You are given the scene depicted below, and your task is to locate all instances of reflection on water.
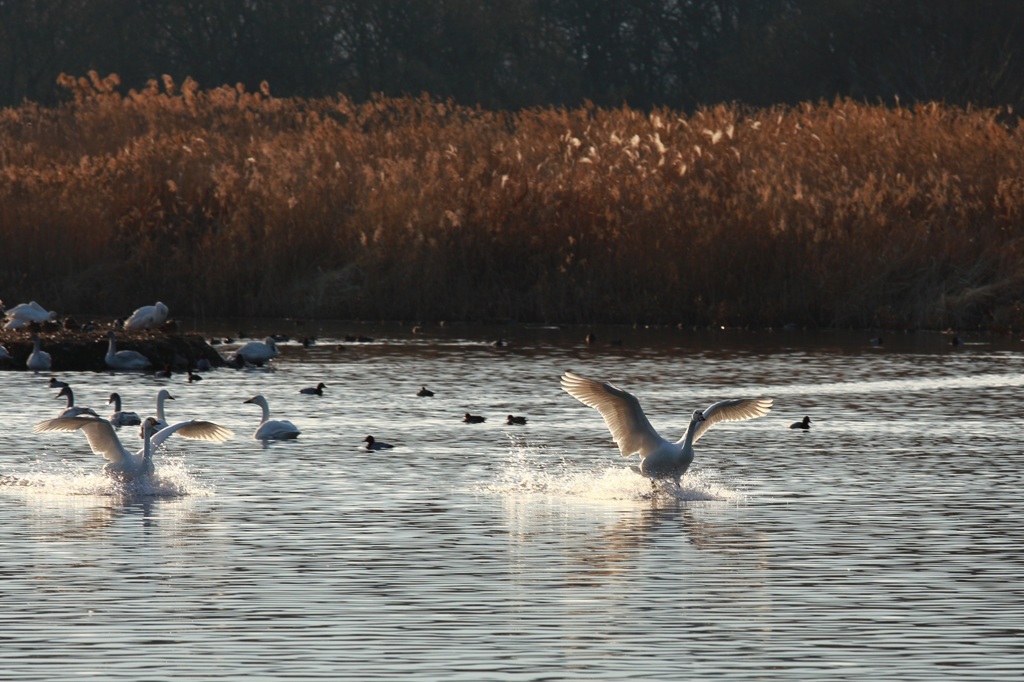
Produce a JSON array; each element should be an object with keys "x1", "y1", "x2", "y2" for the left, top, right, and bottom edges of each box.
[{"x1": 0, "y1": 326, "x2": 1022, "y2": 680}]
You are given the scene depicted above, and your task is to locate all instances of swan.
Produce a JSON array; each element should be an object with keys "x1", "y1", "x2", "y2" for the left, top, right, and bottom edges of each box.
[
  {"x1": 4, "y1": 301, "x2": 57, "y2": 329},
  {"x1": 244, "y1": 395, "x2": 300, "y2": 440},
  {"x1": 234, "y1": 338, "x2": 279, "y2": 365},
  {"x1": 108, "y1": 392, "x2": 142, "y2": 427},
  {"x1": 0, "y1": 344, "x2": 11, "y2": 362},
  {"x1": 560, "y1": 371, "x2": 773, "y2": 485},
  {"x1": 790, "y1": 416, "x2": 811, "y2": 430},
  {"x1": 105, "y1": 331, "x2": 152, "y2": 370},
  {"x1": 56, "y1": 385, "x2": 99, "y2": 418},
  {"x1": 299, "y1": 382, "x2": 326, "y2": 396},
  {"x1": 124, "y1": 301, "x2": 169, "y2": 330},
  {"x1": 26, "y1": 334, "x2": 51, "y2": 371},
  {"x1": 363, "y1": 435, "x2": 394, "y2": 450},
  {"x1": 33, "y1": 415, "x2": 233, "y2": 482},
  {"x1": 150, "y1": 389, "x2": 175, "y2": 432}
]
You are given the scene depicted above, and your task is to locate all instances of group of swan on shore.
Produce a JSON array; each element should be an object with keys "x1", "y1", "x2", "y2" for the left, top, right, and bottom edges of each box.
[{"x1": 4, "y1": 301, "x2": 170, "y2": 372}]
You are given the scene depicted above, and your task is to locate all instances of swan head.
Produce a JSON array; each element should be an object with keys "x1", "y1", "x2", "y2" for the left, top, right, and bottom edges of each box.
[
  {"x1": 108, "y1": 392, "x2": 120, "y2": 404},
  {"x1": 140, "y1": 416, "x2": 162, "y2": 439},
  {"x1": 157, "y1": 389, "x2": 175, "y2": 402},
  {"x1": 691, "y1": 410, "x2": 706, "y2": 424},
  {"x1": 244, "y1": 394, "x2": 269, "y2": 408}
]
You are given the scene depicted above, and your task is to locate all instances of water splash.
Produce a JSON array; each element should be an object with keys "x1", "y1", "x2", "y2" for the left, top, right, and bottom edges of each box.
[
  {"x1": 483, "y1": 435, "x2": 742, "y2": 502},
  {"x1": 0, "y1": 455, "x2": 213, "y2": 499}
]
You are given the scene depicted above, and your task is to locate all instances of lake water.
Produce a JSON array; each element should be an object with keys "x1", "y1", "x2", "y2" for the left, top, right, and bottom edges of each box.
[{"x1": 1, "y1": 324, "x2": 1022, "y2": 680}]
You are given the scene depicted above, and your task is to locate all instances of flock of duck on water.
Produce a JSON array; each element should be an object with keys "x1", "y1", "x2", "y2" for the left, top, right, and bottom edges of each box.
[{"x1": 3, "y1": 299, "x2": 813, "y2": 489}]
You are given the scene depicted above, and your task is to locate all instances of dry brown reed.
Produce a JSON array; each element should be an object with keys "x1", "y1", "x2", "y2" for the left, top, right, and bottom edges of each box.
[{"x1": 2, "y1": 72, "x2": 1024, "y2": 330}]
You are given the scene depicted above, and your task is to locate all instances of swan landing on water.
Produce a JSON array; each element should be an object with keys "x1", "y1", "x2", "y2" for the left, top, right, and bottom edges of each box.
[
  {"x1": 33, "y1": 415, "x2": 234, "y2": 482},
  {"x1": 559, "y1": 371, "x2": 772, "y2": 486}
]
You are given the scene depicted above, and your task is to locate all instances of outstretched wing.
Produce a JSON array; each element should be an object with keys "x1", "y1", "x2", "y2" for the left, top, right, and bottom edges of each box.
[
  {"x1": 33, "y1": 416, "x2": 129, "y2": 464},
  {"x1": 560, "y1": 371, "x2": 664, "y2": 457},
  {"x1": 692, "y1": 398, "x2": 773, "y2": 444},
  {"x1": 150, "y1": 420, "x2": 235, "y2": 449}
]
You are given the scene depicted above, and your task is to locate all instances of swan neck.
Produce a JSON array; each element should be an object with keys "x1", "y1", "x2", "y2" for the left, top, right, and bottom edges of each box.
[{"x1": 259, "y1": 401, "x2": 270, "y2": 423}]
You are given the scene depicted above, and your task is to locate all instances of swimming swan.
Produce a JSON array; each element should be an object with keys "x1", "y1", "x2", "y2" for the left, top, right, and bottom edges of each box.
[
  {"x1": 27, "y1": 334, "x2": 52, "y2": 371},
  {"x1": 105, "y1": 331, "x2": 152, "y2": 370},
  {"x1": 124, "y1": 301, "x2": 169, "y2": 330},
  {"x1": 235, "y1": 338, "x2": 279, "y2": 365},
  {"x1": 34, "y1": 415, "x2": 233, "y2": 481},
  {"x1": 559, "y1": 371, "x2": 773, "y2": 485},
  {"x1": 244, "y1": 394, "x2": 300, "y2": 440},
  {"x1": 145, "y1": 388, "x2": 175, "y2": 433},
  {"x1": 56, "y1": 385, "x2": 99, "y2": 418},
  {"x1": 108, "y1": 392, "x2": 142, "y2": 427}
]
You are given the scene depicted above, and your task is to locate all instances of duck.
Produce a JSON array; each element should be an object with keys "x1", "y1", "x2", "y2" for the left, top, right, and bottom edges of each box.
[
  {"x1": 33, "y1": 415, "x2": 233, "y2": 482},
  {"x1": 464, "y1": 413, "x2": 486, "y2": 424},
  {"x1": 506, "y1": 415, "x2": 527, "y2": 425},
  {"x1": 187, "y1": 370, "x2": 203, "y2": 383},
  {"x1": 299, "y1": 382, "x2": 326, "y2": 396},
  {"x1": 26, "y1": 333, "x2": 52, "y2": 371},
  {"x1": 108, "y1": 392, "x2": 142, "y2": 427},
  {"x1": 123, "y1": 301, "x2": 169, "y2": 331},
  {"x1": 4, "y1": 301, "x2": 57, "y2": 330},
  {"x1": 559, "y1": 371, "x2": 773, "y2": 485},
  {"x1": 790, "y1": 416, "x2": 811, "y2": 430},
  {"x1": 234, "y1": 337, "x2": 279, "y2": 365},
  {"x1": 104, "y1": 331, "x2": 152, "y2": 370},
  {"x1": 363, "y1": 435, "x2": 394, "y2": 451},
  {"x1": 244, "y1": 395, "x2": 300, "y2": 440},
  {"x1": 55, "y1": 385, "x2": 99, "y2": 418},
  {"x1": 417, "y1": 385, "x2": 435, "y2": 397},
  {"x1": 48, "y1": 377, "x2": 69, "y2": 389}
]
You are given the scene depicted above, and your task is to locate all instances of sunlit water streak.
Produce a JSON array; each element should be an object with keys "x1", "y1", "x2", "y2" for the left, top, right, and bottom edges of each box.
[{"x1": 0, "y1": 325, "x2": 1022, "y2": 680}]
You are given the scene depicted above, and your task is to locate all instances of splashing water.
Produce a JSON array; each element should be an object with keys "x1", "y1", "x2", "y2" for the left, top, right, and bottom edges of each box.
[
  {"x1": 483, "y1": 435, "x2": 743, "y2": 502},
  {"x1": 0, "y1": 455, "x2": 213, "y2": 499}
]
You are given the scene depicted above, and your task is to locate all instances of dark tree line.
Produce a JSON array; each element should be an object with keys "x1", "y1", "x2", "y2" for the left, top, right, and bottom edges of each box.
[{"x1": 2, "y1": 0, "x2": 1023, "y2": 110}]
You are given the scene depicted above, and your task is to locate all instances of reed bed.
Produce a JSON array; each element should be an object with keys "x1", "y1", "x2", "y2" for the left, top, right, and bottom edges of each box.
[{"x1": 2, "y1": 71, "x2": 1024, "y2": 330}]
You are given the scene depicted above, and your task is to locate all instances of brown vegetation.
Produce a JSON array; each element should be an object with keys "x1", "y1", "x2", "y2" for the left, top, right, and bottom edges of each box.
[{"x1": 2, "y1": 72, "x2": 1024, "y2": 330}]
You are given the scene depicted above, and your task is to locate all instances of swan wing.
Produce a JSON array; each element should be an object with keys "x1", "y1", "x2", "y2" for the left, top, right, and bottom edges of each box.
[
  {"x1": 150, "y1": 420, "x2": 235, "y2": 449},
  {"x1": 33, "y1": 416, "x2": 130, "y2": 464},
  {"x1": 692, "y1": 398, "x2": 773, "y2": 444},
  {"x1": 560, "y1": 371, "x2": 664, "y2": 457}
]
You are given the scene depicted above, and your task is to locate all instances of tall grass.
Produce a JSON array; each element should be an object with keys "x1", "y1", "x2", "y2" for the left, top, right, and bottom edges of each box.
[{"x1": 2, "y1": 71, "x2": 1023, "y2": 330}]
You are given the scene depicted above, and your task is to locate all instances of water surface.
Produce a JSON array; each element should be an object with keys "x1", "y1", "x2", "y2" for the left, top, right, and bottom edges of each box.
[{"x1": 1, "y1": 325, "x2": 1022, "y2": 680}]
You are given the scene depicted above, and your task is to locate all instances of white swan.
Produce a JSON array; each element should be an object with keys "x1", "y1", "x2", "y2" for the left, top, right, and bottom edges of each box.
[
  {"x1": 105, "y1": 331, "x2": 152, "y2": 370},
  {"x1": 149, "y1": 389, "x2": 175, "y2": 432},
  {"x1": 0, "y1": 344, "x2": 11, "y2": 362},
  {"x1": 33, "y1": 415, "x2": 233, "y2": 481},
  {"x1": 244, "y1": 394, "x2": 300, "y2": 440},
  {"x1": 560, "y1": 371, "x2": 772, "y2": 485},
  {"x1": 56, "y1": 385, "x2": 98, "y2": 418},
  {"x1": 108, "y1": 392, "x2": 142, "y2": 427},
  {"x1": 124, "y1": 301, "x2": 169, "y2": 330},
  {"x1": 26, "y1": 333, "x2": 51, "y2": 371},
  {"x1": 4, "y1": 301, "x2": 57, "y2": 330},
  {"x1": 234, "y1": 338, "x2": 279, "y2": 365}
]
